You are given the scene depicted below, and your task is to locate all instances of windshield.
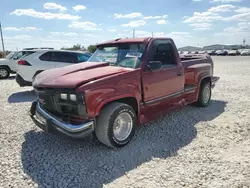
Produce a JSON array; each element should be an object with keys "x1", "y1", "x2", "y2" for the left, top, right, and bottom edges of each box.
[
  {"x1": 87, "y1": 43, "x2": 146, "y2": 69},
  {"x1": 6, "y1": 51, "x2": 17, "y2": 59}
]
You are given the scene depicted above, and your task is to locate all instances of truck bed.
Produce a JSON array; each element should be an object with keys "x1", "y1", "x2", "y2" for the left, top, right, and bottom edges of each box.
[
  {"x1": 180, "y1": 54, "x2": 213, "y2": 69},
  {"x1": 180, "y1": 54, "x2": 214, "y2": 86}
]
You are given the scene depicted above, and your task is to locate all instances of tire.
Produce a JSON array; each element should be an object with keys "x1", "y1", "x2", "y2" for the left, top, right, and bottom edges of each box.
[
  {"x1": 95, "y1": 102, "x2": 137, "y2": 148},
  {"x1": 0, "y1": 67, "x2": 10, "y2": 79},
  {"x1": 197, "y1": 81, "x2": 211, "y2": 107}
]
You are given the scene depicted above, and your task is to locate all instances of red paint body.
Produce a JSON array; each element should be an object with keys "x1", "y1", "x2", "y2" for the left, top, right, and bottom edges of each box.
[{"x1": 33, "y1": 38, "x2": 219, "y2": 125}]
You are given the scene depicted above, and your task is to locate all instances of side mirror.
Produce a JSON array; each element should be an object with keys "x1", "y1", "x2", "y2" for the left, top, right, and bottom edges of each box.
[{"x1": 147, "y1": 61, "x2": 162, "y2": 71}]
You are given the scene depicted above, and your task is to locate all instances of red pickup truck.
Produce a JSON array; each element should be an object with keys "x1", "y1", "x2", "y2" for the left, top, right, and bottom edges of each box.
[{"x1": 30, "y1": 37, "x2": 219, "y2": 148}]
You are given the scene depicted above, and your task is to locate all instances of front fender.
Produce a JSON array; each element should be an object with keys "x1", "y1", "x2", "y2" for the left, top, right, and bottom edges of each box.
[
  {"x1": 0, "y1": 60, "x2": 9, "y2": 66},
  {"x1": 85, "y1": 86, "x2": 140, "y2": 117},
  {"x1": 78, "y1": 69, "x2": 142, "y2": 117}
]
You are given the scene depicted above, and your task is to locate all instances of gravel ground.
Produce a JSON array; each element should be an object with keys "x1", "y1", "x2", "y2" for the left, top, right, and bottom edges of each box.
[{"x1": 0, "y1": 56, "x2": 250, "y2": 188}]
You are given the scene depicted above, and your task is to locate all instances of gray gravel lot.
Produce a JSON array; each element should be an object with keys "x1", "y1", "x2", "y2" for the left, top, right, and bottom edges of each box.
[{"x1": 0, "y1": 56, "x2": 250, "y2": 188}]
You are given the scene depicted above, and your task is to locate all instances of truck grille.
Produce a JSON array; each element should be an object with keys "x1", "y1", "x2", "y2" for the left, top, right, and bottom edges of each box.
[
  {"x1": 37, "y1": 92, "x2": 61, "y2": 116},
  {"x1": 34, "y1": 88, "x2": 87, "y2": 119}
]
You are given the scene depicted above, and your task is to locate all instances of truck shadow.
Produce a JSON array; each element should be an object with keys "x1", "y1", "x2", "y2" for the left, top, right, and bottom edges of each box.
[
  {"x1": 8, "y1": 90, "x2": 36, "y2": 103},
  {"x1": 21, "y1": 100, "x2": 226, "y2": 188}
]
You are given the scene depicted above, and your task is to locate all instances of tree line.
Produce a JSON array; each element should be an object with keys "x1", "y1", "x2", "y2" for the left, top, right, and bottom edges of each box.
[
  {"x1": 0, "y1": 44, "x2": 97, "y2": 58},
  {"x1": 61, "y1": 44, "x2": 97, "y2": 53},
  {"x1": 0, "y1": 51, "x2": 7, "y2": 58}
]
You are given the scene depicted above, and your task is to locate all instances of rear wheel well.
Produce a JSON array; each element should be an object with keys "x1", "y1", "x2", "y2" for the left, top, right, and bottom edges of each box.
[{"x1": 200, "y1": 77, "x2": 211, "y2": 86}]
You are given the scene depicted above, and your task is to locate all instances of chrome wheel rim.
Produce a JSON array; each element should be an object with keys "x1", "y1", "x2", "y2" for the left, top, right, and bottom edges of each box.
[
  {"x1": 0, "y1": 69, "x2": 8, "y2": 78},
  {"x1": 203, "y1": 85, "x2": 211, "y2": 104},
  {"x1": 113, "y1": 112, "x2": 133, "y2": 141}
]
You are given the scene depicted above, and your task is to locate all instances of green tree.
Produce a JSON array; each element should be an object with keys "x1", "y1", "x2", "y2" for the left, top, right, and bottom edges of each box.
[
  {"x1": 72, "y1": 44, "x2": 81, "y2": 50},
  {"x1": 61, "y1": 44, "x2": 86, "y2": 51},
  {"x1": 87, "y1": 45, "x2": 97, "y2": 53}
]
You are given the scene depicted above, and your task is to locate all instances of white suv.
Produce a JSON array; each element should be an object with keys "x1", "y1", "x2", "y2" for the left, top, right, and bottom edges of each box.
[
  {"x1": 0, "y1": 50, "x2": 36, "y2": 79},
  {"x1": 16, "y1": 50, "x2": 92, "y2": 87}
]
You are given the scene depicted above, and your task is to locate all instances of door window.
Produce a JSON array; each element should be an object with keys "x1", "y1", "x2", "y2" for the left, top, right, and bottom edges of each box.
[
  {"x1": 39, "y1": 52, "x2": 78, "y2": 63},
  {"x1": 58, "y1": 52, "x2": 78, "y2": 63},
  {"x1": 149, "y1": 40, "x2": 177, "y2": 68},
  {"x1": 50, "y1": 52, "x2": 61, "y2": 62},
  {"x1": 39, "y1": 52, "x2": 51, "y2": 61},
  {"x1": 39, "y1": 52, "x2": 61, "y2": 62}
]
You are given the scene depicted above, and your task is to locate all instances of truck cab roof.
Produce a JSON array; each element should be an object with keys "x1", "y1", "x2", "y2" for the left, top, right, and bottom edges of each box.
[{"x1": 96, "y1": 37, "x2": 173, "y2": 46}]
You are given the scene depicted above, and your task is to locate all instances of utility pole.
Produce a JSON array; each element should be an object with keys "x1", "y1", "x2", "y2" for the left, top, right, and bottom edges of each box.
[
  {"x1": 133, "y1": 29, "x2": 135, "y2": 38},
  {"x1": 152, "y1": 32, "x2": 154, "y2": 37},
  {"x1": 0, "y1": 22, "x2": 5, "y2": 52}
]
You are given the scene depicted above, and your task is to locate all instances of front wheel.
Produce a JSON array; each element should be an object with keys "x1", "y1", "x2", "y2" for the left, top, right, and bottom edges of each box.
[
  {"x1": 95, "y1": 102, "x2": 137, "y2": 148},
  {"x1": 0, "y1": 67, "x2": 10, "y2": 79},
  {"x1": 197, "y1": 81, "x2": 211, "y2": 107}
]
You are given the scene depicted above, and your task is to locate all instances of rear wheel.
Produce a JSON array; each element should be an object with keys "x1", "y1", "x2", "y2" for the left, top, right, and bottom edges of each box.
[
  {"x1": 0, "y1": 67, "x2": 10, "y2": 79},
  {"x1": 95, "y1": 102, "x2": 137, "y2": 148},
  {"x1": 197, "y1": 81, "x2": 211, "y2": 107}
]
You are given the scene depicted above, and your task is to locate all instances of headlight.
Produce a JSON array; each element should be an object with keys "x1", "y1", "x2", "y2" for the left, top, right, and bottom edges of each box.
[
  {"x1": 56, "y1": 93, "x2": 87, "y2": 116},
  {"x1": 69, "y1": 94, "x2": 77, "y2": 101},
  {"x1": 60, "y1": 93, "x2": 67, "y2": 100},
  {"x1": 60, "y1": 93, "x2": 77, "y2": 102}
]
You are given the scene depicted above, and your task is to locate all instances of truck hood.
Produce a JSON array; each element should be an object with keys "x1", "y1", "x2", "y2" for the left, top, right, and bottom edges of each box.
[{"x1": 33, "y1": 62, "x2": 135, "y2": 88}]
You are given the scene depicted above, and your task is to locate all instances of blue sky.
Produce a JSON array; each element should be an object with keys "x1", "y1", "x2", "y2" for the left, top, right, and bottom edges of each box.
[{"x1": 1, "y1": 0, "x2": 250, "y2": 50}]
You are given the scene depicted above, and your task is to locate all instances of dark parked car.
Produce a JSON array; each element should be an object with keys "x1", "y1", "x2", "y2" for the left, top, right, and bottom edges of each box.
[{"x1": 216, "y1": 50, "x2": 228, "y2": 56}]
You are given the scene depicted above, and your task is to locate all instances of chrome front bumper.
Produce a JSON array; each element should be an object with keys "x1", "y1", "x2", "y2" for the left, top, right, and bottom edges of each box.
[{"x1": 30, "y1": 101, "x2": 95, "y2": 138}]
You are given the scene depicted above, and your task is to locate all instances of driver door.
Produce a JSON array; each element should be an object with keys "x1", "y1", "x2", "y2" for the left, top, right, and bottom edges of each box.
[{"x1": 142, "y1": 39, "x2": 184, "y2": 104}]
